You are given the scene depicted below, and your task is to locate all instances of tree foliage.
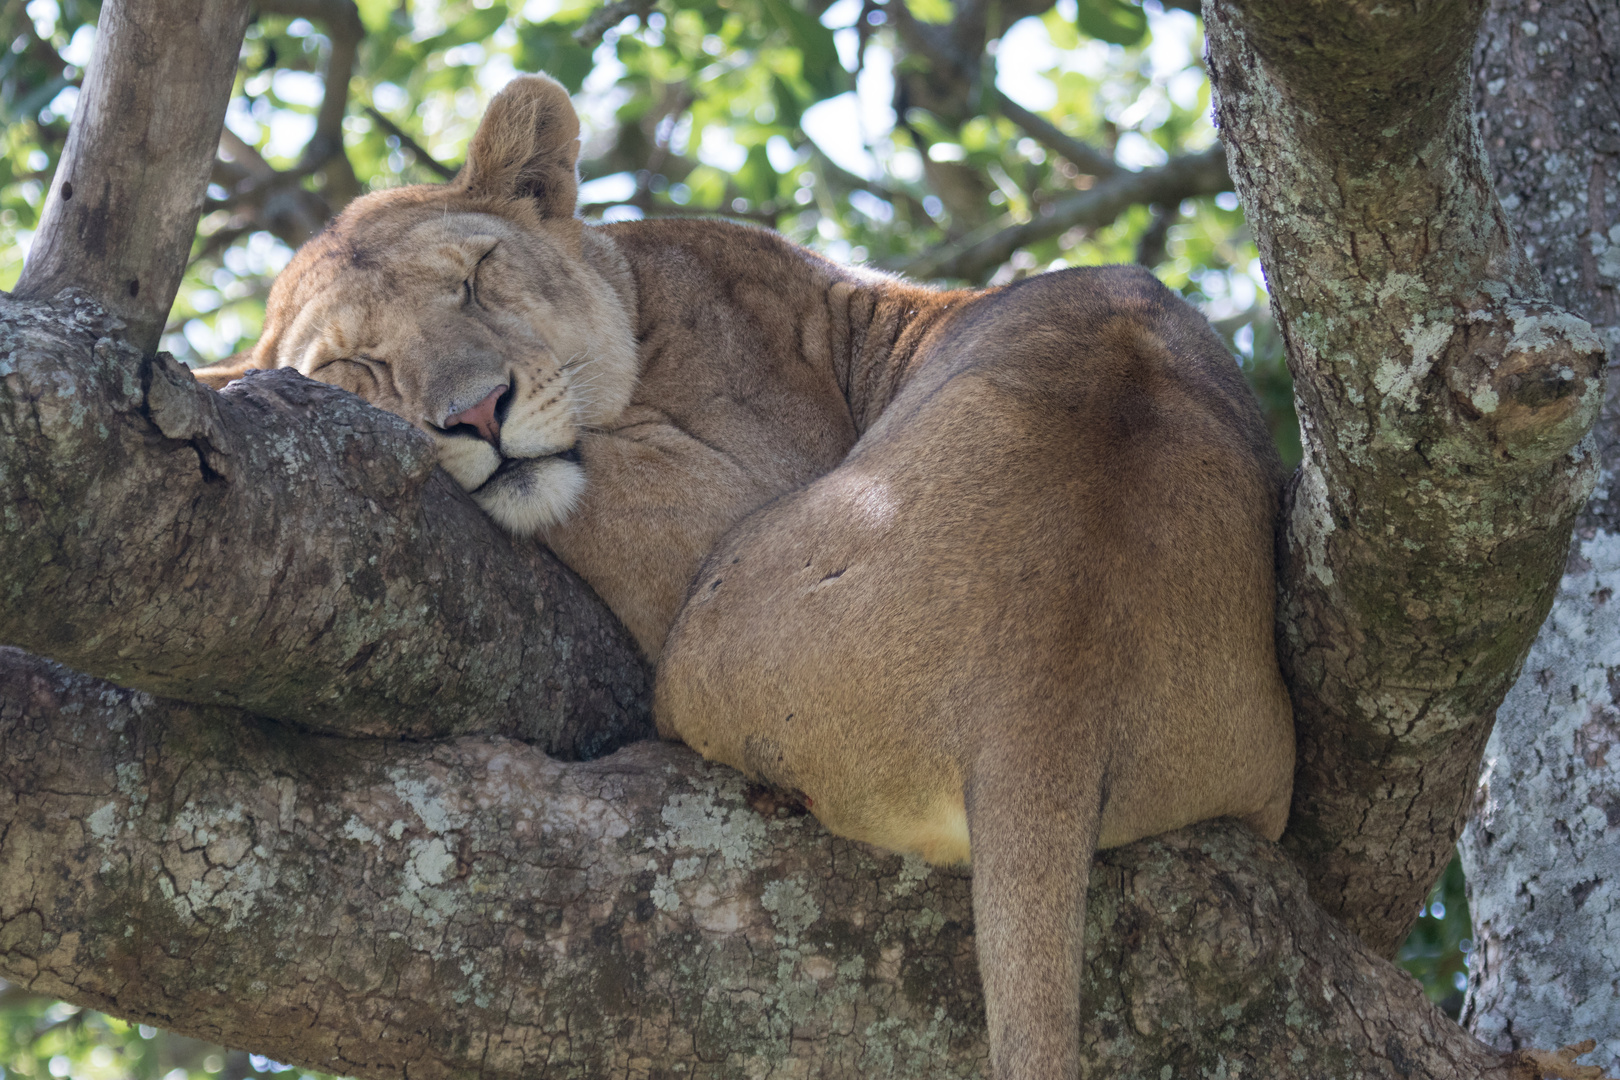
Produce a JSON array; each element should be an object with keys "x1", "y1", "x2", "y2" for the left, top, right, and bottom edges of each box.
[{"x1": 0, "y1": 0, "x2": 1297, "y2": 460}]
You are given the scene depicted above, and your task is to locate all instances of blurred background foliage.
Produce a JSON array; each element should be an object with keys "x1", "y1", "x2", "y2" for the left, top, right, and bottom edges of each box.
[
  {"x1": 1, "y1": 0, "x2": 1299, "y2": 461},
  {"x1": 2, "y1": 0, "x2": 1477, "y2": 1072},
  {"x1": 1398, "y1": 855, "x2": 1475, "y2": 1020}
]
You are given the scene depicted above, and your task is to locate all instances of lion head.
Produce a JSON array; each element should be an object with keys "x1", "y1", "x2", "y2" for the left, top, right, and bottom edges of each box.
[{"x1": 198, "y1": 74, "x2": 638, "y2": 534}]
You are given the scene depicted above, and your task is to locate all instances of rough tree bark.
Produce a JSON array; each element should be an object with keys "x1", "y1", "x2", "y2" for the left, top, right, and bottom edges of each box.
[
  {"x1": 0, "y1": 647, "x2": 1532, "y2": 1080},
  {"x1": 1205, "y1": 0, "x2": 1607, "y2": 955},
  {"x1": 0, "y1": 295, "x2": 650, "y2": 756},
  {"x1": 0, "y1": 0, "x2": 1608, "y2": 1075},
  {"x1": 1459, "y1": 0, "x2": 1620, "y2": 1070}
]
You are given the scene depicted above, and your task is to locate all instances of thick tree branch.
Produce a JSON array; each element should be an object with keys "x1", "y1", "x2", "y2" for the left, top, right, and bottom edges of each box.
[
  {"x1": 13, "y1": 0, "x2": 253, "y2": 352},
  {"x1": 1207, "y1": 0, "x2": 1607, "y2": 953},
  {"x1": 0, "y1": 292, "x2": 651, "y2": 756},
  {"x1": 0, "y1": 647, "x2": 1542, "y2": 1080},
  {"x1": 895, "y1": 145, "x2": 1229, "y2": 280}
]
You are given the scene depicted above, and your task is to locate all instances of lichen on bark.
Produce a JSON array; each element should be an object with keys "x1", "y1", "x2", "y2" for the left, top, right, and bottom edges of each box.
[
  {"x1": 1459, "y1": 0, "x2": 1620, "y2": 1068},
  {"x1": 1205, "y1": 0, "x2": 1608, "y2": 954},
  {"x1": 0, "y1": 648, "x2": 1528, "y2": 1079}
]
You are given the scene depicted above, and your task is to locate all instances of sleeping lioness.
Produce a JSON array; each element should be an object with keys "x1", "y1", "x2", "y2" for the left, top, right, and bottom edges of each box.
[{"x1": 198, "y1": 74, "x2": 1295, "y2": 1080}]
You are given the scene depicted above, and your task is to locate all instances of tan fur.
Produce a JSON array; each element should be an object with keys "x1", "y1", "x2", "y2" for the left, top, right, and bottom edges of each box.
[{"x1": 200, "y1": 74, "x2": 1296, "y2": 1080}]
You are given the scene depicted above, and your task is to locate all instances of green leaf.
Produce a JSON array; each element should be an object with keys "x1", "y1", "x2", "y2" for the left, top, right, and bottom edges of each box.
[
  {"x1": 772, "y1": 74, "x2": 805, "y2": 127},
  {"x1": 759, "y1": 0, "x2": 848, "y2": 101},
  {"x1": 354, "y1": 0, "x2": 396, "y2": 34},
  {"x1": 906, "y1": 0, "x2": 954, "y2": 24},
  {"x1": 443, "y1": 6, "x2": 510, "y2": 47},
  {"x1": 736, "y1": 142, "x2": 777, "y2": 203},
  {"x1": 515, "y1": 22, "x2": 596, "y2": 93},
  {"x1": 1074, "y1": 0, "x2": 1147, "y2": 46}
]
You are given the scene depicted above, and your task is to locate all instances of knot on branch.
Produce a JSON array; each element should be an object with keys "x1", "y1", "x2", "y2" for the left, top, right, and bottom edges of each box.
[
  {"x1": 1444, "y1": 302, "x2": 1607, "y2": 463},
  {"x1": 1, "y1": 292, "x2": 143, "y2": 451},
  {"x1": 144, "y1": 352, "x2": 236, "y2": 482}
]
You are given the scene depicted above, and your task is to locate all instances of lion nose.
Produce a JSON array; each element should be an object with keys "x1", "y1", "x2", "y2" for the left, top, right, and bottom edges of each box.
[{"x1": 444, "y1": 386, "x2": 506, "y2": 444}]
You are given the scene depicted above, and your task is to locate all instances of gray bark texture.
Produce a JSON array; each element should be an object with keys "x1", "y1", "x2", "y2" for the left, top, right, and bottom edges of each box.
[
  {"x1": 0, "y1": 291, "x2": 652, "y2": 756},
  {"x1": 1458, "y1": 0, "x2": 1620, "y2": 1069},
  {"x1": 12, "y1": 0, "x2": 252, "y2": 354},
  {"x1": 0, "y1": 0, "x2": 1611, "y2": 1075},
  {"x1": 0, "y1": 646, "x2": 1539, "y2": 1080},
  {"x1": 1205, "y1": 0, "x2": 1609, "y2": 955}
]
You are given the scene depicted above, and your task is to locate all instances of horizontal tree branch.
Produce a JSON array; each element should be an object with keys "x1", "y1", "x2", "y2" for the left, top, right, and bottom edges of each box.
[
  {"x1": 0, "y1": 291, "x2": 651, "y2": 756},
  {"x1": 0, "y1": 646, "x2": 1544, "y2": 1080},
  {"x1": 894, "y1": 144, "x2": 1230, "y2": 280}
]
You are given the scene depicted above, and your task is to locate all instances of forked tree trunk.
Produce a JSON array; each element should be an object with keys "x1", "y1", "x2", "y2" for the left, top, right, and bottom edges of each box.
[
  {"x1": 0, "y1": 0, "x2": 1606, "y2": 1075},
  {"x1": 1206, "y1": 0, "x2": 1606, "y2": 956}
]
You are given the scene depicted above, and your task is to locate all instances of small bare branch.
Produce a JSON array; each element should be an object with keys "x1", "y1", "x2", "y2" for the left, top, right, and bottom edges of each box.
[
  {"x1": 887, "y1": 0, "x2": 1119, "y2": 179},
  {"x1": 363, "y1": 105, "x2": 458, "y2": 180},
  {"x1": 895, "y1": 144, "x2": 1230, "y2": 281},
  {"x1": 190, "y1": 222, "x2": 255, "y2": 265},
  {"x1": 816, "y1": 159, "x2": 934, "y2": 226},
  {"x1": 256, "y1": 0, "x2": 364, "y2": 210},
  {"x1": 218, "y1": 127, "x2": 275, "y2": 179},
  {"x1": 574, "y1": 0, "x2": 658, "y2": 45},
  {"x1": 988, "y1": 89, "x2": 1120, "y2": 178},
  {"x1": 1134, "y1": 201, "x2": 1177, "y2": 266}
]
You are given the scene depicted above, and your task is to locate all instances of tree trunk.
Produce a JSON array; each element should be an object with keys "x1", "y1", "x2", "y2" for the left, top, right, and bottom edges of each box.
[
  {"x1": 1205, "y1": 0, "x2": 1608, "y2": 955},
  {"x1": 12, "y1": 0, "x2": 252, "y2": 354},
  {"x1": 1458, "y1": 0, "x2": 1620, "y2": 1070},
  {"x1": 0, "y1": 0, "x2": 1608, "y2": 1074}
]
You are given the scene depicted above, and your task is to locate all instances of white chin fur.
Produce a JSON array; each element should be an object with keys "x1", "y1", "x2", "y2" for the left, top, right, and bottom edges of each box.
[
  {"x1": 437, "y1": 438, "x2": 501, "y2": 491},
  {"x1": 473, "y1": 457, "x2": 586, "y2": 534}
]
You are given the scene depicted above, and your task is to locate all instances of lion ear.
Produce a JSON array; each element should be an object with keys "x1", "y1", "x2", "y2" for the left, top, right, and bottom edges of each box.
[{"x1": 457, "y1": 74, "x2": 580, "y2": 218}]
